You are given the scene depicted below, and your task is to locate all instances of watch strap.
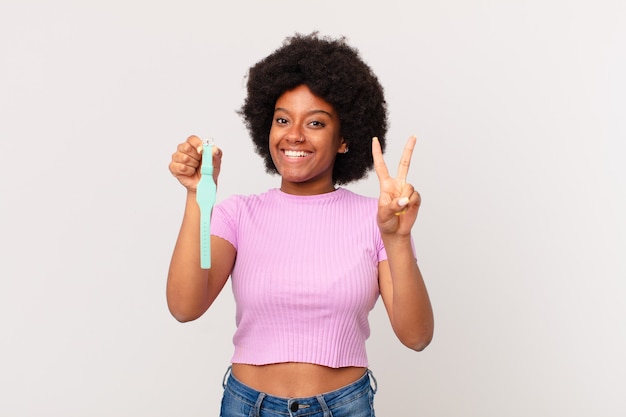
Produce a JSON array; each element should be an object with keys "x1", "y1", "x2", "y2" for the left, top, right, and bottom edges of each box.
[{"x1": 196, "y1": 142, "x2": 216, "y2": 269}]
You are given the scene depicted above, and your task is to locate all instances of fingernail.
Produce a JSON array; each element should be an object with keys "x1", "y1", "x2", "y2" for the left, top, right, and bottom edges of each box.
[
  {"x1": 398, "y1": 197, "x2": 409, "y2": 207},
  {"x1": 197, "y1": 145, "x2": 203, "y2": 154}
]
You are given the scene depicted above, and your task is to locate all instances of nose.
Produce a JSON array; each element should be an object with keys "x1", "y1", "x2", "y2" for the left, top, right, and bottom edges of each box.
[{"x1": 285, "y1": 125, "x2": 304, "y2": 143}]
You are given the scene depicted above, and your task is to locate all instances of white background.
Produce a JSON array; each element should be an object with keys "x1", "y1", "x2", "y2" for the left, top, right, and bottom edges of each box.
[{"x1": 1, "y1": 0, "x2": 624, "y2": 416}]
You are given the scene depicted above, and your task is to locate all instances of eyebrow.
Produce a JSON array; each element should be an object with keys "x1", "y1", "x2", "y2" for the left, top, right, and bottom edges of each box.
[{"x1": 274, "y1": 107, "x2": 334, "y2": 119}]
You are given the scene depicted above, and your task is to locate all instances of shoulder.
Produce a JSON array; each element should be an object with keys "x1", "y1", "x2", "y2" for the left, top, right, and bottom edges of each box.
[
  {"x1": 336, "y1": 188, "x2": 378, "y2": 208},
  {"x1": 217, "y1": 188, "x2": 278, "y2": 204},
  {"x1": 214, "y1": 189, "x2": 280, "y2": 214},
  {"x1": 340, "y1": 188, "x2": 376, "y2": 201}
]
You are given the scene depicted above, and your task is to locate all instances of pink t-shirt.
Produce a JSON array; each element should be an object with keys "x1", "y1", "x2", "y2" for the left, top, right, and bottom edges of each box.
[{"x1": 210, "y1": 187, "x2": 387, "y2": 368}]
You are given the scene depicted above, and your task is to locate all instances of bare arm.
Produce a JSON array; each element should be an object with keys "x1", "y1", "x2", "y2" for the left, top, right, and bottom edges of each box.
[
  {"x1": 166, "y1": 136, "x2": 235, "y2": 322},
  {"x1": 373, "y1": 136, "x2": 434, "y2": 351}
]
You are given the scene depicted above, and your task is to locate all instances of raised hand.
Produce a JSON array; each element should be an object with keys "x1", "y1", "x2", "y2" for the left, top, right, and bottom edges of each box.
[
  {"x1": 372, "y1": 135, "x2": 421, "y2": 236},
  {"x1": 169, "y1": 135, "x2": 222, "y2": 191}
]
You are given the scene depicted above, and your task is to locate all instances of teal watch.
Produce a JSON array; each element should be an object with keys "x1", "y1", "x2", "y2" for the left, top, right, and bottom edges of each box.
[{"x1": 196, "y1": 139, "x2": 216, "y2": 269}]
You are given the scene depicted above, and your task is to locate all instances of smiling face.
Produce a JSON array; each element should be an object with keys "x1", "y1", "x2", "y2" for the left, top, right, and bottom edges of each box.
[{"x1": 269, "y1": 84, "x2": 347, "y2": 195}]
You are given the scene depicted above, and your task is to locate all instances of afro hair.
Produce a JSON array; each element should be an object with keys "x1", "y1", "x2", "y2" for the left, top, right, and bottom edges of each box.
[{"x1": 239, "y1": 32, "x2": 388, "y2": 185}]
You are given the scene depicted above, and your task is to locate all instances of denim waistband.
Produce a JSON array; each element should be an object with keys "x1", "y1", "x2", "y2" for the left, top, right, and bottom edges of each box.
[{"x1": 221, "y1": 366, "x2": 377, "y2": 415}]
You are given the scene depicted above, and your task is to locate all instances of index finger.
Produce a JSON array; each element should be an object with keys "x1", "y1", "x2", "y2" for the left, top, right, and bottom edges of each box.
[
  {"x1": 175, "y1": 135, "x2": 204, "y2": 160},
  {"x1": 372, "y1": 136, "x2": 391, "y2": 182},
  {"x1": 186, "y1": 135, "x2": 204, "y2": 155},
  {"x1": 396, "y1": 135, "x2": 417, "y2": 184}
]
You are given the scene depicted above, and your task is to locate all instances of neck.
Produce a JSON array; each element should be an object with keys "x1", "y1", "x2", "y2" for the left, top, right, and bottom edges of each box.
[{"x1": 279, "y1": 180, "x2": 336, "y2": 196}]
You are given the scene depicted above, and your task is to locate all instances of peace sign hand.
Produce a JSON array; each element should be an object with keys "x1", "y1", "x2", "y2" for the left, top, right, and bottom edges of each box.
[{"x1": 372, "y1": 135, "x2": 421, "y2": 236}]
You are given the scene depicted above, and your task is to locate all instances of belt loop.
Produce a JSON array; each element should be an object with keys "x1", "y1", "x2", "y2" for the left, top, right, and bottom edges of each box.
[
  {"x1": 367, "y1": 369, "x2": 378, "y2": 394},
  {"x1": 222, "y1": 365, "x2": 232, "y2": 389},
  {"x1": 315, "y1": 395, "x2": 332, "y2": 417},
  {"x1": 253, "y1": 392, "x2": 266, "y2": 417}
]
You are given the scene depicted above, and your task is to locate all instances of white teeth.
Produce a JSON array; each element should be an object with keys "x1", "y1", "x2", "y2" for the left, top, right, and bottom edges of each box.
[{"x1": 284, "y1": 150, "x2": 310, "y2": 157}]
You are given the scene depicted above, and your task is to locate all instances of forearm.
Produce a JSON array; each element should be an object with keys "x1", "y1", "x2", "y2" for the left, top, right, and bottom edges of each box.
[
  {"x1": 382, "y1": 234, "x2": 434, "y2": 351},
  {"x1": 166, "y1": 191, "x2": 211, "y2": 322}
]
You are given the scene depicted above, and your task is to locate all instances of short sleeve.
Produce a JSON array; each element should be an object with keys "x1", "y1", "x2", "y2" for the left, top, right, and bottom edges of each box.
[
  {"x1": 376, "y1": 236, "x2": 418, "y2": 264},
  {"x1": 210, "y1": 195, "x2": 240, "y2": 250}
]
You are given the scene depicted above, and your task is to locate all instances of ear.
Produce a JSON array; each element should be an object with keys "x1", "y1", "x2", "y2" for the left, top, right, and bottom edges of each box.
[{"x1": 337, "y1": 138, "x2": 348, "y2": 154}]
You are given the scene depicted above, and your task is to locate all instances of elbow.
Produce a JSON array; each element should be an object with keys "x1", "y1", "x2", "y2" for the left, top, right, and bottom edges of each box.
[
  {"x1": 398, "y1": 323, "x2": 434, "y2": 352},
  {"x1": 169, "y1": 309, "x2": 197, "y2": 323},
  {"x1": 404, "y1": 334, "x2": 433, "y2": 352},
  {"x1": 171, "y1": 312, "x2": 198, "y2": 323},
  {"x1": 167, "y1": 301, "x2": 203, "y2": 323},
  {"x1": 166, "y1": 284, "x2": 208, "y2": 323}
]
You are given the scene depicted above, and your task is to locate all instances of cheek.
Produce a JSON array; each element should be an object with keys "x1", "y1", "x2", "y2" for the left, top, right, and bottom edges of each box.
[
  {"x1": 269, "y1": 147, "x2": 279, "y2": 163},
  {"x1": 268, "y1": 127, "x2": 280, "y2": 147},
  {"x1": 268, "y1": 134, "x2": 280, "y2": 162}
]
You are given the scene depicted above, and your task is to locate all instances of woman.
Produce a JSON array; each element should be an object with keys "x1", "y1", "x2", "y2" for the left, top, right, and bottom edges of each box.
[{"x1": 167, "y1": 33, "x2": 434, "y2": 416}]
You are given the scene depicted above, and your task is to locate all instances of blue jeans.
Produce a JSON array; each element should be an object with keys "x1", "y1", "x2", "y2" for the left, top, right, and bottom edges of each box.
[{"x1": 220, "y1": 367, "x2": 377, "y2": 417}]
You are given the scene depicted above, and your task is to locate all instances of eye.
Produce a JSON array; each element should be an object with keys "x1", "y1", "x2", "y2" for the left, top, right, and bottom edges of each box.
[
  {"x1": 275, "y1": 117, "x2": 288, "y2": 125},
  {"x1": 309, "y1": 120, "x2": 326, "y2": 128}
]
